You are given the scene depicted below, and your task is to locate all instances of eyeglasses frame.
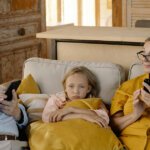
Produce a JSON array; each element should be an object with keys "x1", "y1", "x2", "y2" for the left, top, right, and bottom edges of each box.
[{"x1": 137, "y1": 50, "x2": 150, "y2": 62}]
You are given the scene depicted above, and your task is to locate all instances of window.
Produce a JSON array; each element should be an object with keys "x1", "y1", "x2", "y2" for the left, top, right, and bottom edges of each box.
[{"x1": 46, "y1": 0, "x2": 112, "y2": 27}]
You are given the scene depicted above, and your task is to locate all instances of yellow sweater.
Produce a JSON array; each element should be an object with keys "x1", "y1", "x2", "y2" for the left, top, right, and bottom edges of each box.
[{"x1": 111, "y1": 73, "x2": 150, "y2": 150}]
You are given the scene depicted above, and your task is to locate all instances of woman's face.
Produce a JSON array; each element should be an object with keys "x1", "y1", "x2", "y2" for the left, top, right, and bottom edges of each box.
[
  {"x1": 65, "y1": 73, "x2": 91, "y2": 100},
  {"x1": 142, "y1": 41, "x2": 150, "y2": 73}
]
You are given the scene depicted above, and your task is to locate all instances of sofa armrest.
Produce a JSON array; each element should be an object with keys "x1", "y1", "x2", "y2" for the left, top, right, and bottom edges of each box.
[{"x1": 0, "y1": 79, "x2": 21, "y2": 91}]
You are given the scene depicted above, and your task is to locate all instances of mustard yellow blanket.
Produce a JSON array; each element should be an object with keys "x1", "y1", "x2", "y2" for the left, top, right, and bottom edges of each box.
[{"x1": 27, "y1": 98, "x2": 123, "y2": 150}]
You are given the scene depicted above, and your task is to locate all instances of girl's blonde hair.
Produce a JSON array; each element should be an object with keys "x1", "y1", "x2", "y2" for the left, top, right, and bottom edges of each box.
[{"x1": 62, "y1": 66, "x2": 99, "y2": 98}]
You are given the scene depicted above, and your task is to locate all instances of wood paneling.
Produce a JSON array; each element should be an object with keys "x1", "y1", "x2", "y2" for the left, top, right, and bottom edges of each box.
[
  {"x1": 122, "y1": 0, "x2": 150, "y2": 27},
  {"x1": 112, "y1": 0, "x2": 122, "y2": 27},
  {"x1": 57, "y1": 0, "x2": 61, "y2": 22},
  {"x1": 77, "y1": 0, "x2": 82, "y2": 26},
  {"x1": 12, "y1": 0, "x2": 37, "y2": 11},
  {"x1": 95, "y1": 0, "x2": 100, "y2": 26},
  {"x1": 0, "y1": 0, "x2": 46, "y2": 83}
]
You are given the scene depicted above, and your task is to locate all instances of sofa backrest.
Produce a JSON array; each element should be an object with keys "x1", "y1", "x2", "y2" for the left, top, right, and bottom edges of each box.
[
  {"x1": 128, "y1": 62, "x2": 145, "y2": 80},
  {"x1": 23, "y1": 57, "x2": 125, "y2": 105}
]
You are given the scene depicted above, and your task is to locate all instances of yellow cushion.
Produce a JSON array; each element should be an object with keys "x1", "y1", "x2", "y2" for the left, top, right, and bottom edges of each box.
[
  {"x1": 28, "y1": 98, "x2": 123, "y2": 150},
  {"x1": 64, "y1": 98, "x2": 101, "y2": 109},
  {"x1": 17, "y1": 74, "x2": 40, "y2": 95}
]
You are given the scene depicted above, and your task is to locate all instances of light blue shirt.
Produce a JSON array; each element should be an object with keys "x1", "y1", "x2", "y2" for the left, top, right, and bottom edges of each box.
[{"x1": 0, "y1": 103, "x2": 28, "y2": 137}]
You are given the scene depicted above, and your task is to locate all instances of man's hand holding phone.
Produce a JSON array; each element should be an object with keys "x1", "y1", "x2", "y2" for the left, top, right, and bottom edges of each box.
[
  {"x1": 4, "y1": 80, "x2": 21, "y2": 101},
  {"x1": 0, "y1": 90, "x2": 7, "y2": 102},
  {"x1": 0, "y1": 89, "x2": 21, "y2": 121},
  {"x1": 0, "y1": 80, "x2": 21, "y2": 121}
]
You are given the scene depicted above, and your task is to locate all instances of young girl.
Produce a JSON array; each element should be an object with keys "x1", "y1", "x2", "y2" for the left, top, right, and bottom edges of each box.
[{"x1": 42, "y1": 66, "x2": 109, "y2": 128}]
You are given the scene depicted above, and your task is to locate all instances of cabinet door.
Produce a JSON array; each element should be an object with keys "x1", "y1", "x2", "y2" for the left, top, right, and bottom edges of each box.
[
  {"x1": 1, "y1": 54, "x2": 15, "y2": 82},
  {"x1": 0, "y1": 0, "x2": 40, "y2": 15},
  {"x1": 0, "y1": 44, "x2": 40, "y2": 83},
  {"x1": 0, "y1": 0, "x2": 46, "y2": 83},
  {"x1": 0, "y1": 0, "x2": 10, "y2": 15}
]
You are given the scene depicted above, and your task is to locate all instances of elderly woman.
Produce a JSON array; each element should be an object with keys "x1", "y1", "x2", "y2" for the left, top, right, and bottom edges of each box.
[{"x1": 111, "y1": 37, "x2": 150, "y2": 150}]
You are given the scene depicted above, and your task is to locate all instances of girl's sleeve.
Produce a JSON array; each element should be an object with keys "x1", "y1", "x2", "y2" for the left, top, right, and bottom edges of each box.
[
  {"x1": 42, "y1": 95, "x2": 59, "y2": 122},
  {"x1": 93, "y1": 102, "x2": 110, "y2": 124},
  {"x1": 42, "y1": 93, "x2": 66, "y2": 122}
]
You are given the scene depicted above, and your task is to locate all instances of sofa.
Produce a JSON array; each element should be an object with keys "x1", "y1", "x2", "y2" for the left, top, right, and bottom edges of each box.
[
  {"x1": 0, "y1": 57, "x2": 145, "y2": 150},
  {"x1": 22, "y1": 57, "x2": 144, "y2": 104}
]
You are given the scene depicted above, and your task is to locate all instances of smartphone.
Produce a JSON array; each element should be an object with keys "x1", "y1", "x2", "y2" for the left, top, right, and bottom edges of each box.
[
  {"x1": 144, "y1": 74, "x2": 150, "y2": 93},
  {"x1": 4, "y1": 80, "x2": 21, "y2": 101}
]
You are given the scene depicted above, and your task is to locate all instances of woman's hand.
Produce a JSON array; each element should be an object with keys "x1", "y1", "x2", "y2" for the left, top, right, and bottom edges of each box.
[
  {"x1": 141, "y1": 82, "x2": 150, "y2": 107},
  {"x1": 133, "y1": 89, "x2": 145, "y2": 119},
  {"x1": 0, "y1": 90, "x2": 21, "y2": 121}
]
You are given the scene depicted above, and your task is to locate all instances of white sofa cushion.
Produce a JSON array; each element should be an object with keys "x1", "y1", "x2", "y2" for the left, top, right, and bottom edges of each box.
[
  {"x1": 19, "y1": 93, "x2": 49, "y2": 122},
  {"x1": 23, "y1": 57, "x2": 125, "y2": 105},
  {"x1": 128, "y1": 62, "x2": 145, "y2": 80}
]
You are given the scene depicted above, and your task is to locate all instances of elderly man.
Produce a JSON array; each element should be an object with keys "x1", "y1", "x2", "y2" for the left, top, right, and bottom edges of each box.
[{"x1": 0, "y1": 82, "x2": 28, "y2": 142}]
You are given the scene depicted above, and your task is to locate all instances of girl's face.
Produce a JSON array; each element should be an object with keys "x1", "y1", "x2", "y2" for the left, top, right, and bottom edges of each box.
[
  {"x1": 142, "y1": 41, "x2": 150, "y2": 73},
  {"x1": 65, "y1": 73, "x2": 91, "y2": 100}
]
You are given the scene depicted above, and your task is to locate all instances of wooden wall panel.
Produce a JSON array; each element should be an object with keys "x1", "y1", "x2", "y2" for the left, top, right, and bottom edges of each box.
[
  {"x1": 0, "y1": 0, "x2": 10, "y2": 14},
  {"x1": 0, "y1": 0, "x2": 46, "y2": 83},
  {"x1": 112, "y1": 0, "x2": 122, "y2": 26},
  {"x1": 95, "y1": 0, "x2": 100, "y2": 26},
  {"x1": 14, "y1": 51, "x2": 26, "y2": 79},
  {"x1": 1, "y1": 55, "x2": 14, "y2": 82},
  {"x1": 11, "y1": 0, "x2": 37, "y2": 11},
  {"x1": 26, "y1": 46, "x2": 39, "y2": 58},
  {"x1": 122, "y1": 0, "x2": 150, "y2": 27},
  {"x1": 0, "y1": 45, "x2": 40, "y2": 83}
]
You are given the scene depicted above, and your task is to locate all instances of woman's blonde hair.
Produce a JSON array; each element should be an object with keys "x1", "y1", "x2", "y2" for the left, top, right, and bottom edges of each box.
[
  {"x1": 145, "y1": 37, "x2": 150, "y2": 43},
  {"x1": 62, "y1": 66, "x2": 99, "y2": 98}
]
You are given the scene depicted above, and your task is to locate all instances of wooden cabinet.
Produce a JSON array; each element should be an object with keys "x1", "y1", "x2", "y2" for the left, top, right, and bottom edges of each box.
[
  {"x1": 122, "y1": 0, "x2": 150, "y2": 27},
  {"x1": 0, "y1": 0, "x2": 46, "y2": 83}
]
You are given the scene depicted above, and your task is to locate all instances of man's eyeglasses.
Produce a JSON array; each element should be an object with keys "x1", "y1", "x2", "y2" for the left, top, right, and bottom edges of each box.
[{"x1": 137, "y1": 51, "x2": 150, "y2": 62}]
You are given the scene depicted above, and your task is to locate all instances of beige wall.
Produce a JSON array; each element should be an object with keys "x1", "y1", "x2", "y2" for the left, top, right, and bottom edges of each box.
[{"x1": 57, "y1": 42, "x2": 142, "y2": 78}]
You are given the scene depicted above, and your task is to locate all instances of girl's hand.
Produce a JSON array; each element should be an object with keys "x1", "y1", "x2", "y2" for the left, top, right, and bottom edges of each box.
[
  {"x1": 49, "y1": 107, "x2": 71, "y2": 122},
  {"x1": 0, "y1": 90, "x2": 21, "y2": 121},
  {"x1": 62, "y1": 113, "x2": 108, "y2": 128},
  {"x1": 54, "y1": 94, "x2": 67, "y2": 109},
  {"x1": 132, "y1": 89, "x2": 145, "y2": 119},
  {"x1": 141, "y1": 82, "x2": 150, "y2": 107},
  {"x1": 81, "y1": 114, "x2": 109, "y2": 128}
]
